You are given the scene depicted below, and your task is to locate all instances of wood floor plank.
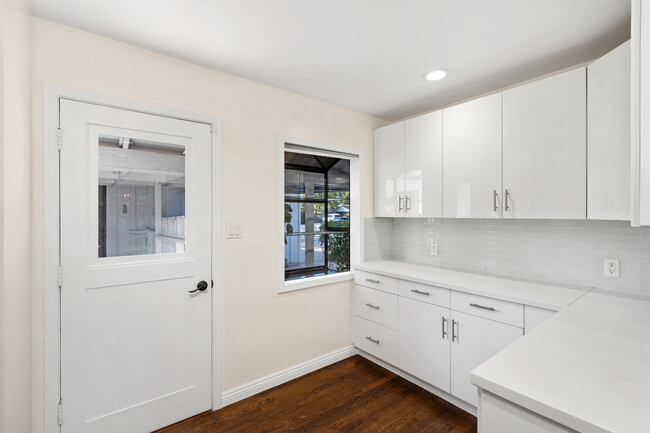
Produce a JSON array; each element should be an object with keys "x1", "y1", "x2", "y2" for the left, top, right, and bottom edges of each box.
[{"x1": 155, "y1": 355, "x2": 477, "y2": 433}]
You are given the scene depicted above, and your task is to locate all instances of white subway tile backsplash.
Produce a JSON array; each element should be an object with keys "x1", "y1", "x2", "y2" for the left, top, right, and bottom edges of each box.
[{"x1": 364, "y1": 217, "x2": 650, "y2": 296}]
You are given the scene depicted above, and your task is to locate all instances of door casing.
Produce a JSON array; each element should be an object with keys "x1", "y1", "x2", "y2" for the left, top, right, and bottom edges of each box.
[{"x1": 43, "y1": 84, "x2": 223, "y2": 433}]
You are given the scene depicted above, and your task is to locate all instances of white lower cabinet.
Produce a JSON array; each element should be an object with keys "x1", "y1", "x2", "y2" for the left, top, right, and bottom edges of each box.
[
  {"x1": 450, "y1": 311, "x2": 523, "y2": 407},
  {"x1": 398, "y1": 297, "x2": 450, "y2": 392},
  {"x1": 353, "y1": 272, "x2": 537, "y2": 409}
]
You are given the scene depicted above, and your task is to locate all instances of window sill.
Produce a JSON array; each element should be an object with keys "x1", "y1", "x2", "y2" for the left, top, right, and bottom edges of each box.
[{"x1": 279, "y1": 271, "x2": 353, "y2": 293}]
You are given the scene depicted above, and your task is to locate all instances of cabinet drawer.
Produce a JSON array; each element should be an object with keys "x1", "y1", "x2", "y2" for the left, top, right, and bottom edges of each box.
[
  {"x1": 354, "y1": 285, "x2": 398, "y2": 330},
  {"x1": 399, "y1": 279, "x2": 450, "y2": 308},
  {"x1": 354, "y1": 316, "x2": 398, "y2": 365},
  {"x1": 451, "y1": 291, "x2": 523, "y2": 328},
  {"x1": 354, "y1": 270, "x2": 398, "y2": 294}
]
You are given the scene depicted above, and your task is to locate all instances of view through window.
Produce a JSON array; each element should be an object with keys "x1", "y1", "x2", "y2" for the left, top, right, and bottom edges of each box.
[{"x1": 284, "y1": 151, "x2": 350, "y2": 280}]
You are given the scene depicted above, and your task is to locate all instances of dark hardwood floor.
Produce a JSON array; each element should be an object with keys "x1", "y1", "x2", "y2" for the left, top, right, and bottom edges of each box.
[{"x1": 155, "y1": 355, "x2": 477, "y2": 433}]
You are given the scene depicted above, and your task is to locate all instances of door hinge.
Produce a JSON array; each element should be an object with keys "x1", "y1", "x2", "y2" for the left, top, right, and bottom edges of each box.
[
  {"x1": 57, "y1": 128, "x2": 62, "y2": 151},
  {"x1": 57, "y1": 265, "x2": 62, "y2": 288},
  {"x1": 57, "y1": 401, "x2": 63, "y2": 426}
]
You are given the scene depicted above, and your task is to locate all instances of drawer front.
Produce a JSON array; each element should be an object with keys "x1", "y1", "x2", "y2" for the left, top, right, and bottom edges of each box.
[
  {"x1": 354, "y1": 270, "x2": 398, "y2": 294},
  {"x1": 399, "y1": 279, "x2": 451, "y2": 308},
  {"x1": 354, "y1": 316, "x2": 398, "y2": 365},
  {"x1": 451, "y1": 291, "x2": 523, "y2": 328},
  {"x1": 354, "y1": 285, "x2": 398, "y2": 330}
]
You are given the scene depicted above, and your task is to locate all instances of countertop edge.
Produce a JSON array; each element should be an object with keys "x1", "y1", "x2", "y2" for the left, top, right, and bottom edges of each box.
[
  {"x1": 471, "y1": 373, "x2": 611, "y2": 433},
  {"x1": 354, "y1": 261, "x2": 588, "y2": 311}
]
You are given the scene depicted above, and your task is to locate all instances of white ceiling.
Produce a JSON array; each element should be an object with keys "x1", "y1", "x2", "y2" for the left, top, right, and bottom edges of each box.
[{"x1": 30, "y1": 0, "x2": 630, "y2": 121}]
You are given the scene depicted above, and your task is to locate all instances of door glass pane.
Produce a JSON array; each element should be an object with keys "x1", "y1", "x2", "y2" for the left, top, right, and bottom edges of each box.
[{"x1": 98, "y1": 135, "x2": 186, "y2": 257}]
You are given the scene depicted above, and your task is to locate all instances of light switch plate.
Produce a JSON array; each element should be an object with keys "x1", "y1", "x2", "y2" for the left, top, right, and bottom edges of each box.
[{"x1": 226, "y1": 222, "x2": 242, "y2": 239}]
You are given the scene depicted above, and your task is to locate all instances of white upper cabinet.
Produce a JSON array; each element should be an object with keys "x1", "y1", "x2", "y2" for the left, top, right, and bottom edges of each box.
[
  {"x1": 374, "y1": 112, "x2": 443, "y2": 218},
  {"x1": 443, "y1": 93, "x2": 503, "y2": 218},
  {"x1": 633, "y1": 1, "x2": 650, "y2": 226},
  {"x1": 588, "y1": 40, "x2": 631, "y2": 221},
  {"x1": 404, "y1": 111, "x2": 443, "y2": 218},
  {"x1": 374, "y1": 122, "x2": 405, "y2": 217},
  {"x1": 502, "y1": 67, "x2": 587, "y2": 219}
]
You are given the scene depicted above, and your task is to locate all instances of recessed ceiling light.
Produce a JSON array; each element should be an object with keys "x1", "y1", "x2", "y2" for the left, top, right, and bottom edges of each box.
[{"x1": 423, "y1": 69, "x2": 449, "y2": 81}]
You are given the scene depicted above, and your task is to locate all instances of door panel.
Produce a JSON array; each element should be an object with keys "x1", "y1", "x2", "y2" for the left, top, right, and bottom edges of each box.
[
  {"x1": 374, "y1": 122, "x2": 405, "y2": 217},
  {"x1": 398, "y1": 297, "x2": 450, "y2": 392},
  {"x1": 443, "y1": 94, "x2": 502, "y2": 218},
  {"x1": 404, "y1": 111, "x2": 443, "y2": 217},
  {"x1": 450, "y1": 311, "x2": 523, "y2": 407},
  {"x1": 60, "y1": 99, "x2": 212, "y2": 433},
  {"x1": 502, "y1": 68, "x2": 587, "y2": 219}
]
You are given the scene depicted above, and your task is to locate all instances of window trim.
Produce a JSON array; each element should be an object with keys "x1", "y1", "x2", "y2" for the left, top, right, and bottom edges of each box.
[{"x1": 277, "y1": 135, "x2": 363, "y2": 293}]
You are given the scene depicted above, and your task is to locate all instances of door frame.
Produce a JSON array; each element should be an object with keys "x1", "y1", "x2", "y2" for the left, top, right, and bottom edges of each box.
[{"x1": 43, "y1": 83, "x2": 223, "y2": 433}]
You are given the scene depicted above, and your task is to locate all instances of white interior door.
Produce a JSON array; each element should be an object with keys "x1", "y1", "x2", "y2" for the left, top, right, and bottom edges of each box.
[{"x1": 60, "y1": 99, "x2": 213, "y2": 433}]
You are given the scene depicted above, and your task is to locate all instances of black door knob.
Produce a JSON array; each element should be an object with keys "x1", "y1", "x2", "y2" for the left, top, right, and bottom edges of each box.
[{"x1": 188, "y1": 280, "x2": 209, "y2": 294}]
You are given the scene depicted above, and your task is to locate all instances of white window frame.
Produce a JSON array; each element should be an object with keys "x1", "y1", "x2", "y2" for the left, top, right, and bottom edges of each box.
[{"x1": 277, "y1": 135, "x2": 363, "y2": 293}]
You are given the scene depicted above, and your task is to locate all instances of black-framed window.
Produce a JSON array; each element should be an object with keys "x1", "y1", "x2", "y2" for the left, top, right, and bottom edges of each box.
[{"x1": 284, "y1": 151, "x2": 350, "y2": 280}]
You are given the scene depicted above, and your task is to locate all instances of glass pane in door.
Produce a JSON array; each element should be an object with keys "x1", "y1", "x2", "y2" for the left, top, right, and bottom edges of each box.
[{"x1": 97, "y1": 135, "x2": 186, "y2": 257}]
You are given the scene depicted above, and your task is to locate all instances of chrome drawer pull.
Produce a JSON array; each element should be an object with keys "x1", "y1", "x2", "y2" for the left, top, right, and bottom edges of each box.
[
  {"x1": 365, "y1": 336, "x2": 380, "y2": 344},
  {"x1": 470, "y1": 303, "x2": 496, "y2": 312},
  {"x1": 365, "y1": 303, "x2": 380, "y2": 310},
  {"x1": 411, "y1": 289, "x2": 430, "y2": 296},
  {"x1": 452, "y1": 319, "x2": 458, "y2": 342},
  {"x1": 365, "y1": 278, "x2": 380, "y2": 284}
]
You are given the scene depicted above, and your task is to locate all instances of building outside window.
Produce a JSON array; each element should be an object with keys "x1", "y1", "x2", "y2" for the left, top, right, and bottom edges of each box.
[{"x1": 284, "y1": 151, "x2": 350, "y2": 280}]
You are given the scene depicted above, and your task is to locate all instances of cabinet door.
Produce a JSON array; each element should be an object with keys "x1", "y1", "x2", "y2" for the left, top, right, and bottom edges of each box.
[
  {"x1": 503, "y1": 68, "x2": 587, "y2": 219},
  {"x1": 588, "y1": 41, "x2": 631, "y2": 221},
  {"x1": 374, "y1": 122, "x2": 405, "y2": 217},
  {"x1": 404, "y1": 111, "x2": 443, "y2": 217},
  {"x1": 450, "y1": 311, "x2": 523, "y2": 406},
  {"x1": 443, "y1": 94, "x2": 503, "y2": 218},
  {"x1": 398, "y1": 297, "x2": 450, "y2": 392},
  {"x1": 632, "y1": 0, "x2": 650, "y2": 226}
]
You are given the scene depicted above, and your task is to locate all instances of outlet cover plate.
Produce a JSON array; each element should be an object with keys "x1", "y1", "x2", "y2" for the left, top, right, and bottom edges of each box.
[{"x1": 604, "y1": 259, "x2": 619, "y2": 278}]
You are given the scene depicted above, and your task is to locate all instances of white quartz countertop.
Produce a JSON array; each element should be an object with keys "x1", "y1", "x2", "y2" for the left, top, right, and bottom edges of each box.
[
  {"x1": 471, "y1": 289, "x2": 650, "y2": 433},
  {"x1": 355, "y1": 261, "x2": 589, "y2": 311}
]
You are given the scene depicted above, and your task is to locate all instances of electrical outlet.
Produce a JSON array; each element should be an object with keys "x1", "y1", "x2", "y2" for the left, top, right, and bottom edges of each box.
[
  {"x1": 604, "y1": 259, "x2": 619, "y2": 278},
  {"x1": 431, "y1": 243, "x2": 439, "y2": 256}
]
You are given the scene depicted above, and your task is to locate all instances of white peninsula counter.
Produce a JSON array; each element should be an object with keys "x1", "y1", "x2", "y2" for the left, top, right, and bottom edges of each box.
[{"x1": 472, "y1": 289, "x2": 650, "y2": 433}]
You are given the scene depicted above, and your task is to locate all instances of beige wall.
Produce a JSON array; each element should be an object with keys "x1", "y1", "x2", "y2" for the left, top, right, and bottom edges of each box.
[
  {"x1": 1, "y1": 0, "x2": 32, "y2": 432},
  {"x1": 31, "y1": 18, "x2": 385, "y2": 431}
]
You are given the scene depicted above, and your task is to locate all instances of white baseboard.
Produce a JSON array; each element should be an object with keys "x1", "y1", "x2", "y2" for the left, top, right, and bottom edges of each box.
[
  {"x1": 221, "y1": 345, "x2": 357, "y2": 407},
  {"x1": 357, "y1": 349, "x2": 477, "y2": 417}
]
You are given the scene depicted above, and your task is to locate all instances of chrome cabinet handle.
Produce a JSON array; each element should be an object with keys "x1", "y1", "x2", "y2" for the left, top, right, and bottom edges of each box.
[
  {"x1": 411, "y1": 289, "x2": 430, "y2": 296},
  {"x1": 398, "y1": 195, "x2": 404, "y2": 212},
  {"x1": 188, "y1": 280, "x2": 209, "y2": 294},
  {"x1": 505, "y1": 189, "x2": 510, "y2": 212},
  {"x1": 365, "y1": 336, "x2": 380, "y2": 344},
  {"x1": 493, "y1": 190, "x2": 498, "y2": 212},
  {"x1": 470, "y1": 303, "x2": 496, "y2": 312},
  {"x1": 442, "y1": 317, "x2": 448, "y2": 339},
  {"x1": 406, "y1": 195, "x2": 411, "y2": 212},
  {"x1": 365, "y1": 278, "x2": 380, "y2": 284},
  {"x1": 365, "y1": 303, "x2": 380, "y2": 310},
  {"x1": 451, "y1": 319, "x2": 458, "y2": 342}
]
